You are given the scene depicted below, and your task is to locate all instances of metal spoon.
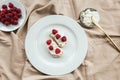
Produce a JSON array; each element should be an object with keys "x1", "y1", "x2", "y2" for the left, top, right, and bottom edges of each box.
[{"x1": 80, "y1": 8, "x2": 120, "y2": 52}]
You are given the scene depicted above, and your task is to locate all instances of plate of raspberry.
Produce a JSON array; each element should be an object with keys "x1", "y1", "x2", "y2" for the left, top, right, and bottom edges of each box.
[
  {"x1": 0, "y1": 0, "x2": 26, "y2": 32},
  {"x1": 25, "y1": 15, "x2": 88, "y2": 75}
]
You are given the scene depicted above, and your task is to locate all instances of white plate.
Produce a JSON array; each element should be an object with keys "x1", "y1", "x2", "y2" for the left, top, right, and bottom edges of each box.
[
  {"x1": 25, "y1": 15, "x2": 88, "y2": 75},
  {"x1": 0, "y1": 0, "x2": 26, "y2": 32}
]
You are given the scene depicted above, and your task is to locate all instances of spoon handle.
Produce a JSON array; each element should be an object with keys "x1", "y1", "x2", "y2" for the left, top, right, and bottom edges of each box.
[{"x1": 92, "y1": 17, "x2": 120, "y2": 52}]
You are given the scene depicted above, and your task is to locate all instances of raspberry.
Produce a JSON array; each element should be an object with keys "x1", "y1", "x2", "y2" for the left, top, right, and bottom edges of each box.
[
  {"x1": 1, "y1": 13, "x2": 5, "y2": 17},
  {"x1": 7, "y1": 10, "x2": 11, "y2": 13},
  {"x1": 5, "y1": 14, "x2": 9, "y2": 18},
  {"x1": 11, "y1": 19, "x2": 14, "y2": 24},
  {"x1": 13, "y1": 20, "x2": 18, "y2": 25},
  {"x1": 4, "y1": 21, "x2": 10, "y2": 26},
  {"x1": 46, "y1": 39, "x2": 52, "y2": 45},
  {"x1": 17, "y1": 13, "x2": 22, "y2": 18},
  {"x1": 1, "y1": 18, "x2": 6, "y2": 23},
  {"x1": 52, "y1": 29, "x2": 58, "y2": 35},
  {"x1": 2, "y1": 4, "x2": 7, "y2": 9},
  {"x1": 55, "y1": 34, "x2": 61, "y2": 39},
  {"x1": 13, "y1": 11, "x2": 17, "y2": 16},
  {"x1": 13, "y1": 16, "x2": 18, "y2": 20},
  {"x1": 5, "y1": 17, "x2": 11, "y2": 22},
  {"x1": 55, "y1": 48, "x2": 61, "y2": 54},
  {"x1": 61, "y1": 36, "x2": 67, "y2": 42},
  {"x1": 11, "y1": 7, "x2": 17, "y2": 11},
  {"x1": 1, "y1": 13, "x2": 5, "y2": 19},
  {"x1": 0, "y1": 15, "x2": 1, "y2": 20},
  {"x1": 1, "y1": 9, "x2": 7, "y2": 14},
  {"x1": 10, "y1": 8, "x2": 14, "y2": 11},
  {"x1": 7, "y1": 13, "x2": 13, "y2": 17},
  {"x1": 0, "y1": 16, "x2": 2, "y2": 21},
  {"x1": 49, "y1": 45, "x2": 53, "y2": 50},
  {"x1": 0, "y1": 13, "x2": 2, "y2": 17},
  {"x1": 16, "y1": 8, "x2": 21, "y2": 13},
  {"x1": 0, "y1": 3, "x2": 22, "y2": 26},
  {"x1": 9, "y1": 3, "x2": 14, "y2": 8}
]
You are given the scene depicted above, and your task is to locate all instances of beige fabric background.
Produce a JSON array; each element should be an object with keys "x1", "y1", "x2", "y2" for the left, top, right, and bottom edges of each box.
[{"x1": 0, "y1": 0, "x2": 120, "y2": 80}]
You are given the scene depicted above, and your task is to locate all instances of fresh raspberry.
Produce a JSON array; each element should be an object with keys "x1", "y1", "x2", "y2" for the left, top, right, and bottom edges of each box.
[
  {"x1": 5, "y1": 14, "x2": 9, "y2": 18},
  {"x1": 1, "y1": 13, "x2": 5, "y2": 17},
  {"x1": 61, "y1": 36, "x2": 67, "y2": 42},
  {"x1": 9, "y1": 8, "x2": 14, "y2": 11},
  {"x1": 49, "y1": 45, "x2": 53, "y2": 50},
  {"x1": 52, "y1": 29, "x2": 58, "y2": 35},
  {"x1": 5, "y1": 17, "x2": 11, "y2": 22},
  {"x1": 46, "y1": 39, "x2": 52, "y2": 45},
  {"x1": 13, "y1": 20, "x2": 18, "y2": 25},
  {"x1": 0, "y1": 16, "x2": 1, "y2": 19},
  {"x1": 0, "y1": 3, "x2": 22, "y2": 26},
  {"x1": 7, "y1": 13, "x2": 13, "y2": 17},
  {"x1": 0, "y1": 16, "x2": 1, "y2": 20},
  {"x1": 14, "y1": 7, "x2": 17, "y2": 10},
  {"x1": 2, "y1": 4, "x2": 7, "y2": 9},
  {"x1": 1, "y1": 9, "x2": 7, "y2": 14},
  {"x1": 13, "y1": 16, "x2": 18, "y2": 20},
  {"x1": 16, "y1": 8, "x2": 21, "y2": 13},
  {"x1": 1, "y1": 14, "x2": 5, "y2": 18},
  {"x1": 11, "y1": 7, "x2": 17, "y2": 12},
  {"x1": 55, "y1": 34, "x2": 61, "y2": 39},
  {"x1": 13, "y1": 11, "x2": 17, "y2": 16},
  {"x1": 7, "y1": 10, "x2": 11, "y2": 13},
  {"x1": 9, "y1": 3, "x2": 14, "y2": 8},
  {"x1": 0, "y1": 11, "x2": 4, "y2": 15},
  {"x1": 11, "y1": 19, "x2": 14, "y2": 24},
  {"x1": 55, "y1": 48, "x2": 61, "y2": 54},
  {"x1": 17, "y1": 13, "x2": 22, "y2": 18},
  {"x1": 0, "y1": 13, "x2": 2, "y2": 18},
  {"x1": 1, "y1": 18, "x2": 6, "y2": 23},
  {"x1": 4, "y1": 21, "x2": 10, "y2": 26}
]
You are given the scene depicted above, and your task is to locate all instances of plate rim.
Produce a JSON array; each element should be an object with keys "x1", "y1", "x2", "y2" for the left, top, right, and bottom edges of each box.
[{"x1": 25, "y1": 15, "x2": 88, "y2": 75}]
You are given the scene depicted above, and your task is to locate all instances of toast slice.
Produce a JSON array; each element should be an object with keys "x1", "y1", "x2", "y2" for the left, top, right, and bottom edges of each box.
[
  {"x1": 50, "y1": 29, "x2": 67, "y2": 48},
  {"x1": 46, "y1": 39, "x2": 63, "y2": 58}
]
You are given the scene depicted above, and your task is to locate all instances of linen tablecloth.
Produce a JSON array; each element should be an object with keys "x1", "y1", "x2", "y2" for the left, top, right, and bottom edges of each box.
[{"x1": 0, "y1": 0, "x2": 120, "y2": 80}]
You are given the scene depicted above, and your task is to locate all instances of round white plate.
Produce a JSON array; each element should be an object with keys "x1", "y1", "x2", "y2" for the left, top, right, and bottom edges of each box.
[
  {"x1": 0, "y1": 0, "x2": 26, "y2": 32},
  {"x1": 25, "y1": 15, "x2": 88, "y2": 75}
]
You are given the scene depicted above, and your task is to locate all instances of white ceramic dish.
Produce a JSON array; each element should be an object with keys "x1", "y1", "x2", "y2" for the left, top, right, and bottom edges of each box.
[
  {"x1": 0, "y1": 0, "x2": 26, "y2": 31},
  {"x1": 25, "y1": 15, "x2": 88, "y2": 75}
]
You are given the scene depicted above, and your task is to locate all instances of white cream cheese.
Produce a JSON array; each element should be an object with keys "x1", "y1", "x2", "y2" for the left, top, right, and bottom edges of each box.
[
  {"x1": 50, "y1": 33, "x2": 66, "y2": 48},
  {"x1": 46, "y1": 39, "x2": 63, "y2": 58},
  {"x1": 80, "y1": 8, "x2": 100, "y2": 27}
]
